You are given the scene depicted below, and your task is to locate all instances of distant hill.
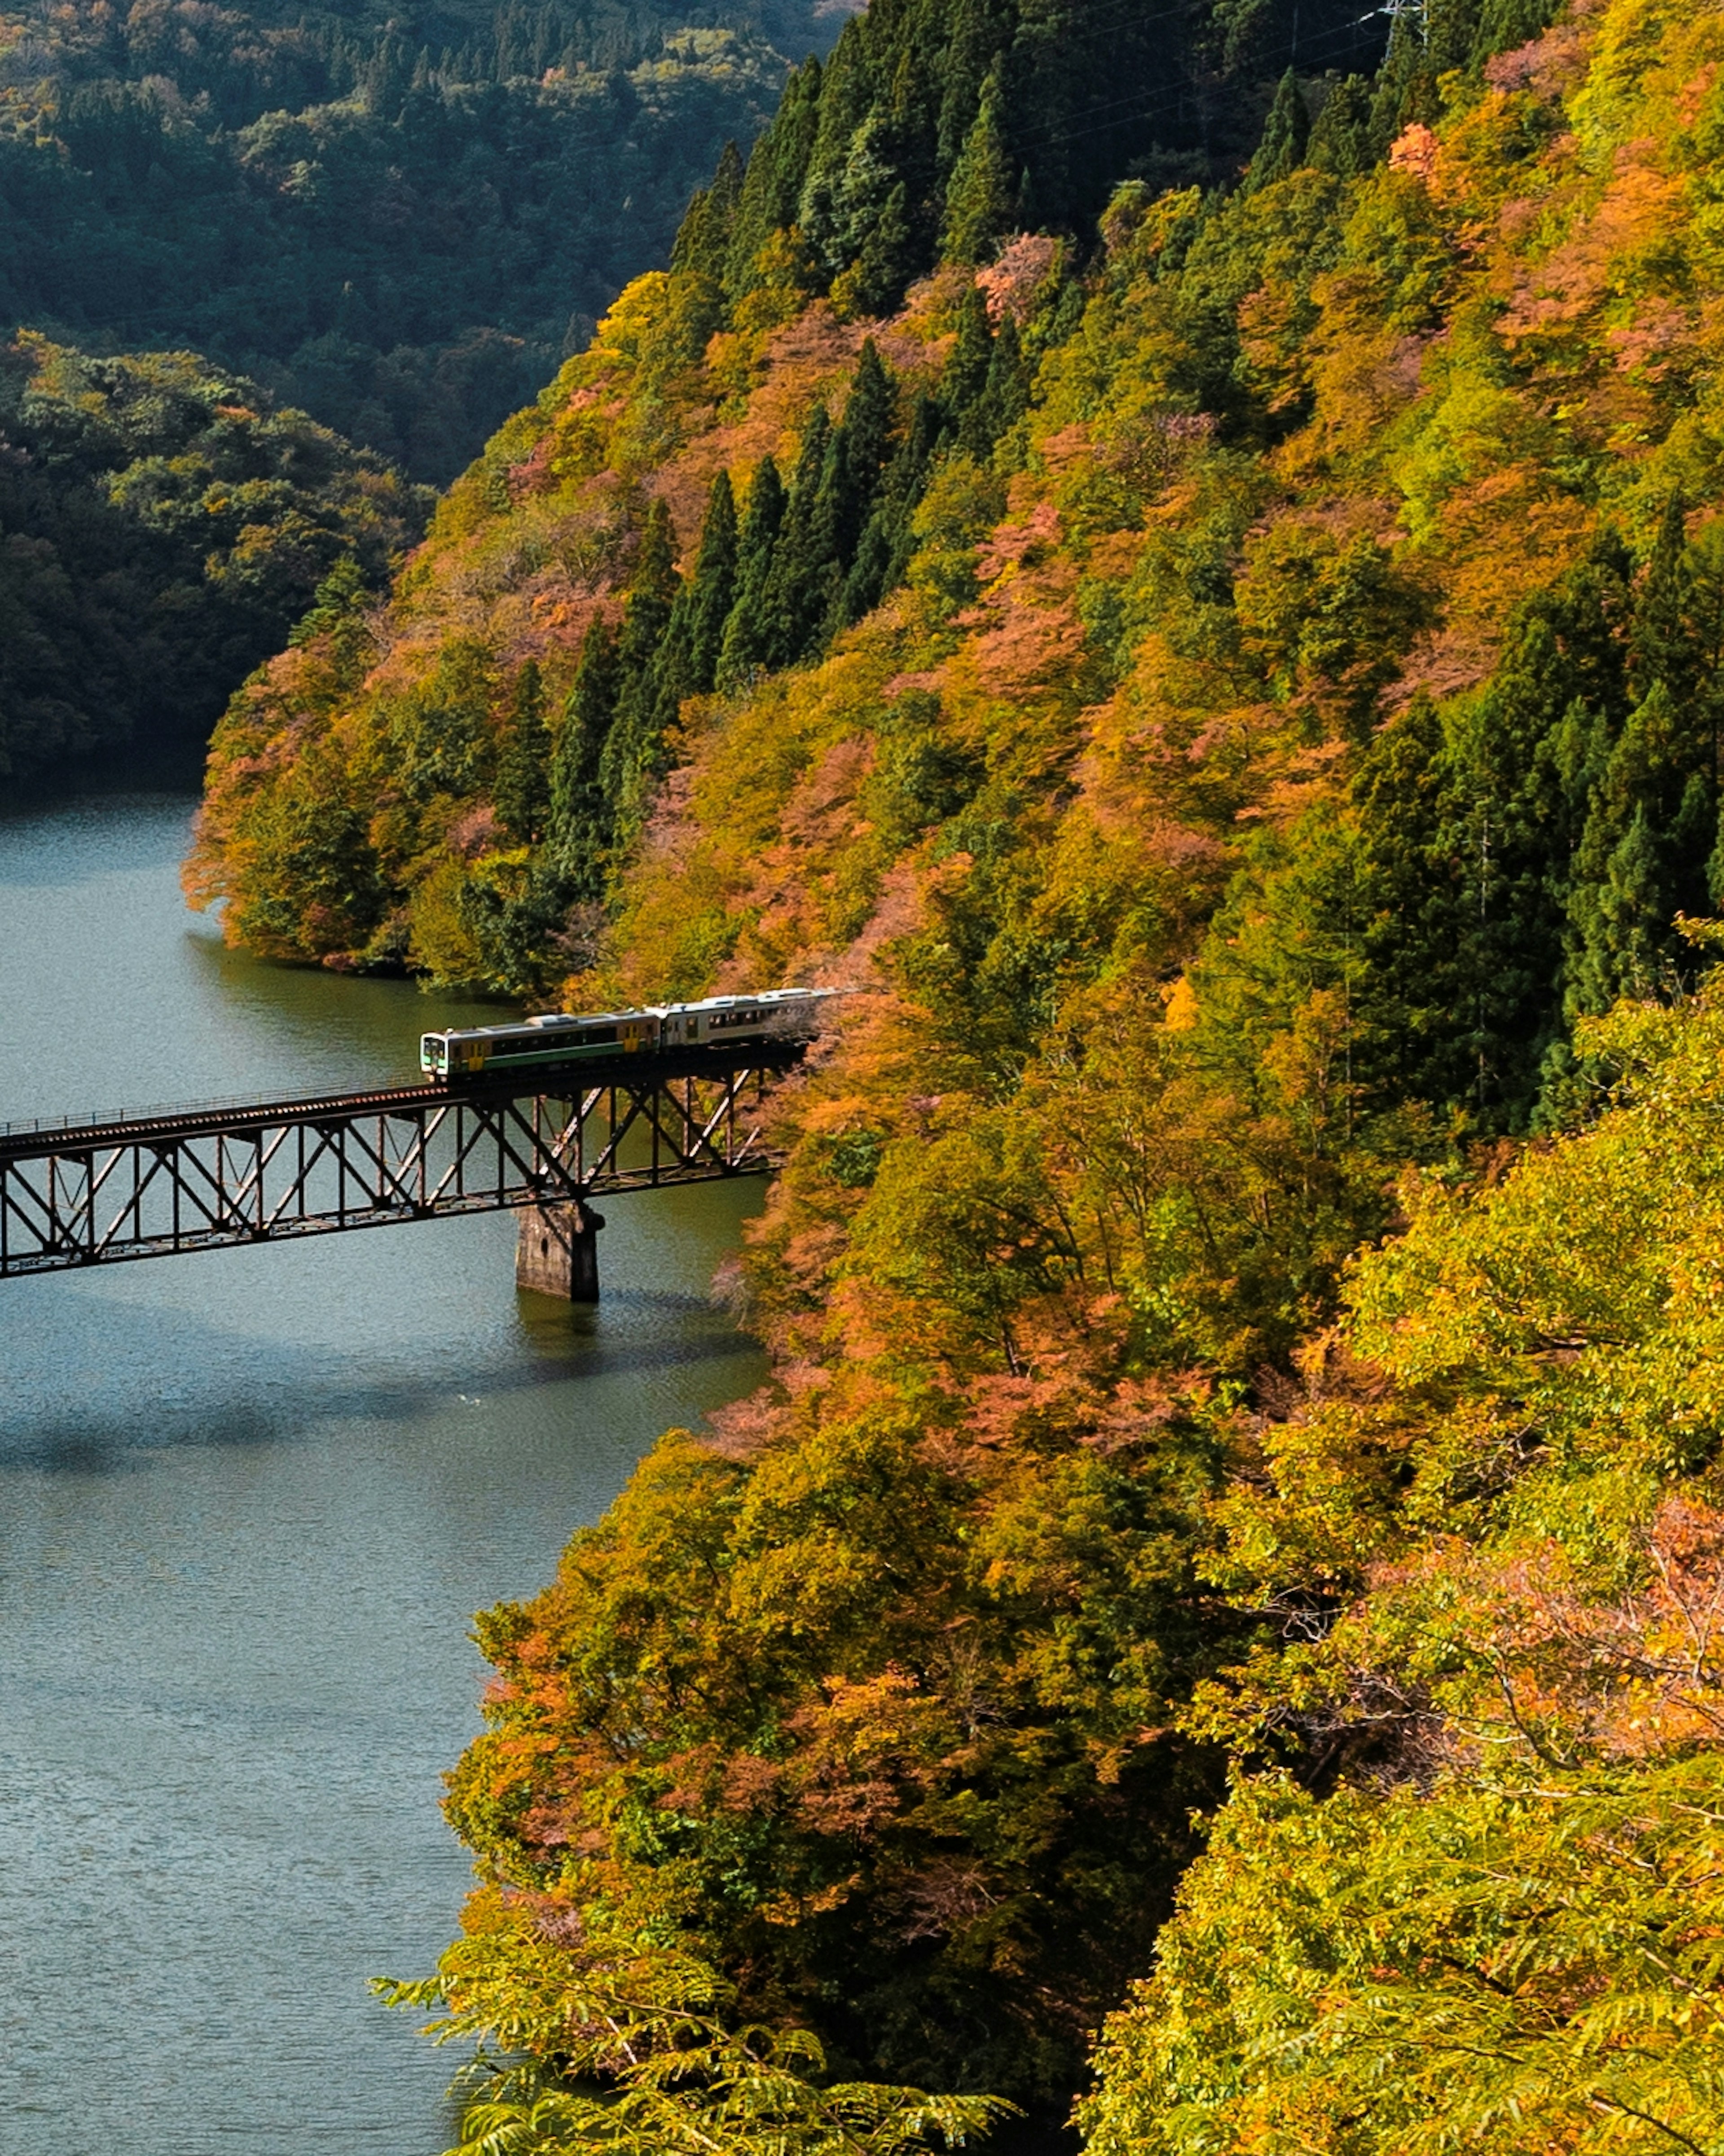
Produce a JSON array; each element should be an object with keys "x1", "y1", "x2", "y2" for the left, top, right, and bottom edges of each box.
[
  {"x1": 0, "y1": 333, "x2": 423, "y2": 783},
  {"x1": 0, "y1": 0, "x2": 833, "y2": 480}
]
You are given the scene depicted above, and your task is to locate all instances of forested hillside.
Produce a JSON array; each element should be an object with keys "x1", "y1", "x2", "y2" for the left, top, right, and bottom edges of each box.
[
  {"x1": 0, "y1": 335, "x2": 419, "y2": 782},
  {"x1": 0, "y1": 0, "x2": 808, "y2": 479},
  {"x1": 196, "y1": 0, "x2": 1724, "y2": 2146}
]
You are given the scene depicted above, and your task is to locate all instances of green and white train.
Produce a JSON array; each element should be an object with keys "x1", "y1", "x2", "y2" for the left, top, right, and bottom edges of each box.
[{"x1": 420, "y1": 988, "x2": 832, "y2": 1081}]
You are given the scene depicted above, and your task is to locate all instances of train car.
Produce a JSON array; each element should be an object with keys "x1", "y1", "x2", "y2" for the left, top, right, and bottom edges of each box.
[
  {"x1": 420, "y1": 988, "x2": 834, "y2": 1080},
  {"x1": 420, "y1": 1009, "x2": 658, "y2": 1079},
  {"x1": 651, "y1": 988, "x2": 834, "y2": 1047}
]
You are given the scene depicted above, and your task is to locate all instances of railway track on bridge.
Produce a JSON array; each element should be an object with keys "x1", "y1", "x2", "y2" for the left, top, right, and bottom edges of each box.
[{"x1": 0, "y1": 1046, "x2": 803, "y2": 1278}]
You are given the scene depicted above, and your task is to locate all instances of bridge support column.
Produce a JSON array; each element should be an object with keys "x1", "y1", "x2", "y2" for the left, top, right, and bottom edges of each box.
[{"x1": 516, "y1": 1200, "x2": 607, "y2": 1301}]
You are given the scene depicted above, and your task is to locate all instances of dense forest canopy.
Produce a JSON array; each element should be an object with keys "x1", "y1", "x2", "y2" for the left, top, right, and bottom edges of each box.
[
  {"x1": 0, "y1": 0, "x2": 1391, "y2": 794},
  {"x1": 0, "y1": 0, "x2": 807, "y2": 479},
  {"x1": 186, "y1": 0, "x2": 1724, "y2": 2147},
  {"x1": 0, "y1": 333, "x2": 420, "y2": 780}
]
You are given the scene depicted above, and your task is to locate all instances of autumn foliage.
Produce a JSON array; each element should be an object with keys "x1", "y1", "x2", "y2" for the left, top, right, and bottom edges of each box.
[{"x1": 196, "y1": 0, "x2": 1724, "y2": 2143}]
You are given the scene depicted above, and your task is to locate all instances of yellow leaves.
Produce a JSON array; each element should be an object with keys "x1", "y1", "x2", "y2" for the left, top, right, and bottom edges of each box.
[
  {"x1": 1083, "y1": 1754, "x2": 1724, "y2": 2156},
  {"x1": 1162, "y1": 976, "x2": 1199, "y2": 1031}
]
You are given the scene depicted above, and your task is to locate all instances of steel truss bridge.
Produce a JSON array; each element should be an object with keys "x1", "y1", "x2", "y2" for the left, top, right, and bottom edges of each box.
[{"x1": 0, "y1": 1047, "x2": 800, "y2": 1280}]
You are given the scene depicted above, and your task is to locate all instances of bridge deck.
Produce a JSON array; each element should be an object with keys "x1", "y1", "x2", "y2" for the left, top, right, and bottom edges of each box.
[{"x1": 0, "y1": 1045, "x2": 804, "y2": 1275}]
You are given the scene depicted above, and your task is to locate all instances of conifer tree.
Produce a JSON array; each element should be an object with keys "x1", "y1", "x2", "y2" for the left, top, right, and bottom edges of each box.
[
  {"x1": 670, "y1": 142, "x2": 743, "y2": 285},
  {"x1": 1246, "y1": 69, "x2": 1310, "y2": 190},
  {"x1": 883, "y1": 43, "x2": 940, "y2": 239},
  {"x1": 1347, "y1": 692, "x2": 1476, "y2": 1112},
  {"x1": 670, "y1": 186, "x2": 716, "y2": 279},
  {"x1": 825, "y1": 338, "x2": 895, "y2": 564},
  {"x1": 832, "y1": 180, "x2": 915, "y2": 319},
  {"x1": 709, "y1": 137, "x2": 745, "y2": 226},
  {"x1": 941, "y1": 61, "x2": 1014, "y2": 265},
  {"x1": 840, "y1": 391, "x2": 937, "y2": 624},
  {"x1": 549, "y1": 616, "x2": 619, "y2": 893},
  {"x1": 715, "y1": 455, "x2": 787, "y2": 690},
  {"x1": 599, "y1": 500, "x2": 681, "y2": 815},
  {"x1": 1566, "y1": 682, "x2": 1715, "y2": 1016},
  {"x1": 797, "y1": 21, "x2": 876, "y2": 282},
  {"x1": 493, "y1": 658, "x2": 550, "y2": 846},
  {"x1": 628, "y1": 471, "x2": 743, "y2": 768},
  {"x1": 1368, "y1": 6, "x2": 1432, "y2": 154},
  {"x1": 684, "y1": 469, "x2": 739, "y2": 693},
  {"x1": 759, "y1": 406, "x2": 839, "y2": 669},
  {"x1": 942, "y1": 281, "x2": 994, "y2": 435},
  {"x1": 963, "y1": 308, "x2": 1029, "y2": 457},
  {"x1": 1307, "y1": 75, "x2": 1371, "y2": 178},
  {"x1": 936, "y1": 0, "x2": 1010, "y2": 170},
  {"x1": 1345, "y1": 583, "x2": 1626, "y2": 1129},
  {"x1": 724, "y1": 59, "x2": 822, "y2": 299},
  {"x1": 1628, "y1": 494, "x2": 1694, "y2": 704}
]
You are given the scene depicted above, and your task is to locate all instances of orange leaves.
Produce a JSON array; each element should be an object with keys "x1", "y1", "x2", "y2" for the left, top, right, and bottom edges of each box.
[
  {"x1": 1495, "y1": 145, "x2": 1687, "y2": 360},
  {"x1": 974, "y1": 234, "x2": 1062, "y2": 325},
  {"x1": 1389, "y1": 123, "x2": 1441, "y2": 185},
  {"x1": 1437, "y1": 1497, "x2": 1724, "y2": 1761}
]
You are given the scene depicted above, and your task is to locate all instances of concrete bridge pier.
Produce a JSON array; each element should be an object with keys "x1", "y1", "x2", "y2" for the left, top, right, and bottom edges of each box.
[{"x1": 516, "y1": 1199, "x2": 607, "y2": 1301}]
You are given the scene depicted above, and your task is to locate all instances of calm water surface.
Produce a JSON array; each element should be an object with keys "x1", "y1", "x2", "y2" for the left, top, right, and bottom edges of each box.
[{"x1": 0, "y1": 794, "x2": 767, "y2": 2153}]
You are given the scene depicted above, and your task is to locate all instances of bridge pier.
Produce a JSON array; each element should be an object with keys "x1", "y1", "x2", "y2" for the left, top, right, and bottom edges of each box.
[{"x1": 516, "y1": 1200, "x2": 607, "y2": 1302}]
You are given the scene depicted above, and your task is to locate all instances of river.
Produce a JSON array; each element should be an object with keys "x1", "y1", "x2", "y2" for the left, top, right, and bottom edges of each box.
[{"x1": 0, "y1": 792, "x2": 768, "y2": 2154}]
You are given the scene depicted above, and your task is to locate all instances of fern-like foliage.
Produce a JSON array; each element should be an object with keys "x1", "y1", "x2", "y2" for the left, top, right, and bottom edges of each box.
[{"x1": 378, "y1": 1905, "x2": 1012, "y2": 2156}]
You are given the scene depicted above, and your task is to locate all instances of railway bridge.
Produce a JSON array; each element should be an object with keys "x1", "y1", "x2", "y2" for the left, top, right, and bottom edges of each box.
[{"x1": 0, "y1": 1043, "x2": 803, "y2": 1301}]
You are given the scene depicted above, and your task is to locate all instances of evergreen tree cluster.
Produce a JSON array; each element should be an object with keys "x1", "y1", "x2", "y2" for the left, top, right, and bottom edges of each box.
[
  {"x1": 667, "y1": 0, "x2": 1390, "y2": 327},
  {"x1": 1317, "y1": 507, "x2": 1724, "y2": 1131},
  {"x1": 538, "y1": 319, "x2": 1029, "y2": 897}
]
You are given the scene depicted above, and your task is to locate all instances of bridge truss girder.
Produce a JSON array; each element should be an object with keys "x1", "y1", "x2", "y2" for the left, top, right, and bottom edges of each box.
[{"x1": 0, "y1": 1065, "x2": 780, "y2": 1277}]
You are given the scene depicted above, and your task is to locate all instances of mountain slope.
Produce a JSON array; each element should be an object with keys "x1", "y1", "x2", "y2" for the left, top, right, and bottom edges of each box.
[
  {"x1": 194, "y1": 0, "x2": 1724, "y2": 2145},
  {"x1": 0, "y1": 0, "x2": 816, "y2": 478},
  {"x1": 0, "y1": 334, "x2": 421, "y2": 782}
]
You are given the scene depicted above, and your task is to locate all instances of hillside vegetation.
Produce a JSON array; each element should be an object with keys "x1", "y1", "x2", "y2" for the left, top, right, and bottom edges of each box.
[
  {"x1": 0, "y1": 334, "x2": 420, "y2": 782},
  {"x1": 197, "y1": 0, "x2": 1724, "y2": 2146},
  {"x1": 0, "y1": 0, "x2": 806, "y2": 479}
]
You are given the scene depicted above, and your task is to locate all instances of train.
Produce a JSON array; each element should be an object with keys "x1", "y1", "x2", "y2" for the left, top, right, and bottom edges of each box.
[{"x1": 420, "y1": 987, "x2": 835, "y2": 1080}]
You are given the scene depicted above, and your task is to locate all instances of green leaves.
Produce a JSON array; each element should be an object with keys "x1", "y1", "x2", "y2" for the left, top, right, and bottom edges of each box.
[
  {"x1": 382, "y1": 1903, "x2": 1013, "y2": 2156},
  {"x1": 1080, "y1": 1761, "x2": 1724, "y2": 2156}
]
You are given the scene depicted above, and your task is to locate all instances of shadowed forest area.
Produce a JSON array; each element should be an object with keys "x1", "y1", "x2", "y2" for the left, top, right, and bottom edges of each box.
[{"x1": 0, "y1": 0, "x2": 814, "y2": 478}]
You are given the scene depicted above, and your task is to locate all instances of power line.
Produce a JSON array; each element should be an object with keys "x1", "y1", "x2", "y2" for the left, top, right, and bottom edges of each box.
[{"x1": 1008, "y1": 11, "x2": 1387, "y2": 156}]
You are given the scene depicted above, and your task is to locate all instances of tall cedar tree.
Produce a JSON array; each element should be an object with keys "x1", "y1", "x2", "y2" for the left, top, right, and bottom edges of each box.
[
  {"x1": 761, "y1": 406, "x2": 839, "y2": 668},
  {"x1": 842, "y1": 392, "x2": 937, "y2": 624},
  {"x1": 1246, "y1": 69, "x2": 1311, "y2": 190},
  {"x1": 941, "y1": 60, "x2": 1015, "y2": 264},
  {"x1": 831, "y1": 339, "x2": 896, "y2": 562},
  {"x1": 494, "y1": 658, "x2": 552, "y2": 845},
  {"x1": 549, "y1": 615, "x2": 620, "y2": 894},
  {"x1": 943, "y1": 282, "x2": 994, "y2": 436},
  {"x1": 716, "y1": 454, "x2": 788, "y2": 690},
  {"x1": 1308, "y1": 74, "x2": 1372, "y2": 177},
  {"x1": 599, "y1": 499, "x2": 682, "y2": 822},
  {"x1": 683, "y1": 469, "x2": 741, "y2": 694},
  {"x1": 633, "y1": 468, "x2": 743, "y2": 758},
  {"x1": 963, "y1": 309, "x2": 1029, "y2": 456}
]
